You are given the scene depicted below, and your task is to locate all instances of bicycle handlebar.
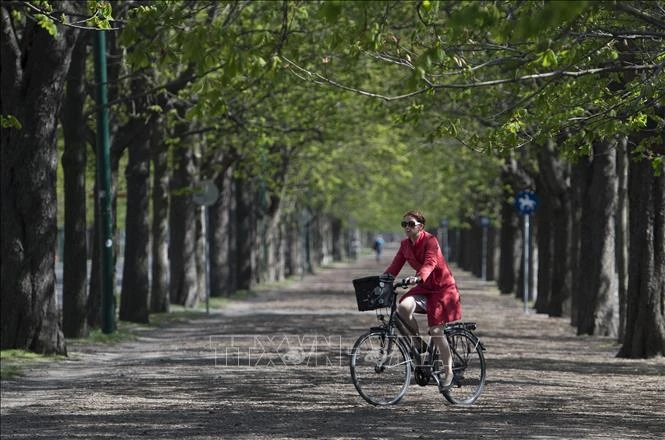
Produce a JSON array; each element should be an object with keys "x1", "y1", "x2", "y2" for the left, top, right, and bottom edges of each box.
[{"x1": 393, "y1": 277, "x2": 418, "y2": 289}]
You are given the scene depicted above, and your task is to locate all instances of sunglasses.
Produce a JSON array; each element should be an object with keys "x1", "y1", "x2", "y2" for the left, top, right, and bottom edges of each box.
[{"x1": 401, "y1": 220, "x2": 421, "y2": 228}]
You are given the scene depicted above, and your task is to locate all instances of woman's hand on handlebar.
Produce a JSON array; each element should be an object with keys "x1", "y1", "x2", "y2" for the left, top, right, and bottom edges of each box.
[{"x1": 401, "y1": 276, "x2": 421, "y2": 286}]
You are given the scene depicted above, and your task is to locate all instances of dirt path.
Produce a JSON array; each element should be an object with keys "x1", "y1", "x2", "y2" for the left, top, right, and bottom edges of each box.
[{"x1": 2, "y1": 249, "x2": 664, "y2": 439}]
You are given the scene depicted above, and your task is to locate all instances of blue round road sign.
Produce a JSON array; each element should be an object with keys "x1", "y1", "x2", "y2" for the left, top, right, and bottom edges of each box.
[{"x1": 515, "y1": 190, "x2": 540, "y2": 215}]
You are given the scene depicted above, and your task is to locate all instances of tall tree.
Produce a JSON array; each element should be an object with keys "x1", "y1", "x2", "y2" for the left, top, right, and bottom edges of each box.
[
  {"x1": 209, "y1": 164, "x2": 235, "y2": 297},
  {"x1": 615, "y1": 136, "x2": 629, "y2": 341},
  {"x1": 61, "y1": 32, "x2": 91, "y2": 338},
  {"x1": 619, "y1": 120, "x2": 665, "y2": 358},
  {"x1": 169, "y1": 118, "x2": 200, "y2": 306},
  {"x1": 576, "y1": 139, "x2": 618, "y2": 336},
  {"x1": 118, "y1": 75, "x2": 154, "y2": 324},
  {"x1": 234, "y1": 175, "x2": 255, "y2": 291},
  {"x1": 1, "y1": 1, "x2": 85, "y2": 353},
  {"x1": 534, "y1": 139, "x2": 572, "y2": 317},
  {"x1": 150, "y1": 120, "x2": 170, "y2": 312}
]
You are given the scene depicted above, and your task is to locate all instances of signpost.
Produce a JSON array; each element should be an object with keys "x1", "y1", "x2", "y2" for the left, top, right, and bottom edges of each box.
[
  {"x1": 193, "y1": 180, "x2": 219, "y2": 314},
  {"x1": 514, "y1": 190, "x2": 540, "y2": 313}
]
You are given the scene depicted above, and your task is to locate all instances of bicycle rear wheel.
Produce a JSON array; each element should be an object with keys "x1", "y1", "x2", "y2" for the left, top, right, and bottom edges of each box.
[
  {"x1": 350, "y1": 330, "x2": 411, "y2": 405},
  {"x1": 442, "y1": 330, "x2": 486, "y2": 405}
]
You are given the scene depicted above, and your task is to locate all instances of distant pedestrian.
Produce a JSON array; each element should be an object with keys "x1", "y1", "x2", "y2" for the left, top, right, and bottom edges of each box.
[{"x1": 373, "y1": 235, "x2": 384, "y2": 262}]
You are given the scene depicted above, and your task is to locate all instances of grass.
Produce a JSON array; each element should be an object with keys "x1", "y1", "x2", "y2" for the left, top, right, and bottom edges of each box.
[
  {"x1": 149, "y1": 307, "x2": 210, "y2": 326},
  {"x1": 0, "y1": 349, "x2": 66, "y2": 380},
  {"x1": 0, "y1": 288, "x2": 267, "y2": 380},
  {"x1": 1, "y1": 322, "x2": 141, "y2": 380},
  {"x1": 70, "y1": 324, "x2": 141, "y2": 344}
]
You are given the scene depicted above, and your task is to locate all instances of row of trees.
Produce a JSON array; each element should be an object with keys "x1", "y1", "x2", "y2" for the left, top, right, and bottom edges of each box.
[{"x1": 1, "y1": 1, "x2": 663, "y2": 358}]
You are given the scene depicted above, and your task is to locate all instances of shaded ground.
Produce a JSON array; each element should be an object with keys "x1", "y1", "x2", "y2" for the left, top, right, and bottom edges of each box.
[{"x1": 2, "y1": 248, "x2": 664, "y2": 439}]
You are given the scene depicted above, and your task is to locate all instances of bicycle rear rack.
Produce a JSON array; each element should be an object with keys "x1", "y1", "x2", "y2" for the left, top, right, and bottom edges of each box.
[{"x1": 445, "y1": 321, "x2": 477, "y2": 331}]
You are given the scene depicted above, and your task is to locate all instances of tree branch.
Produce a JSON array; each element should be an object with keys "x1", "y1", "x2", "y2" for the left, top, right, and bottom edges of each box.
[
  {"x1": 20, "y1": 0, "x2": 121, "y2": 30},
  {"x1": 281, "y1": 56, "x2": 431, "y2": 101},
  {"x1": 432, "y1": 63, "x2": 664, "y2": 89},
  {"x1": 0, "y1": 5, "x2": 22, "y2": 84},
  {"x1": 282, "y1": 55, "x2": 664, "y2": 101},
  {"x1": 613, "y1": 2, "x2": 665, "y2": 30}
]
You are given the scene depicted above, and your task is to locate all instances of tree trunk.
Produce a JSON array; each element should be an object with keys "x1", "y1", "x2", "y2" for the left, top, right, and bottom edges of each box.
[
  {"x1": 615, "y1": 39, "x2": 664, "y2": 356},
  {"x1": 87, "y1": 187, "x2": 102, "y2": 328},
  {"x1": 87, "y1": 155, "x2": 121, "y2": 327},
  {"x1": 535, "y1": 139, "x2": 571, "y2": 316},
  {"x1": 1, "y1": 2, "x2": 83, "y2": 353},
  {"x1": 119, "y1": 94, "x2": 153, "y2": 323},
  {"x1": 569, "y1": 159, "x2": 585, "y2": 327},
  {"x1": 150, "y1": 123, "x2": 170, "y2": 313},
  {"x1": 331, "y1": 217, "x2": 344, "y2": 262},
  {"x1": 534, "y1": 204, "x2": 553, "y2": 313},
  {"x1": 498, "y1": 193, "x2": 521, "y2": 294},
  {"x1": 234, "y1": 176, "x2": 255, "y2": 291},
  {"x1": 615, "y1": 136, "x2": 629, "y2": 342},
  {"x1": 312, "y1": 213, "x2": 334, "y2": 268},
  {"x1": 275, "y1": 220, "x2": 286, "y2": 280},
  {"x1": 61, "y1": 33, "x2": 89, "y2": 338},
  {"x1": 169, "y1": 129, "x2": 199, "y2": 306},
  {"x1": 254, "y1": 188, "x2": 268, "y2": 284},
  {"x1": 459, "y1": 225, "x2": 474, "y2": 274},
  {"x1": 263, "y1": 194, "x2": 283, "y2": 282},
  {"x1": 210, "y1": 166, "x2": 234, "y2": 296},
  {"x1": 577, "y1": 140, "x2": 618, "y2": 336},
  {"x1": 618, "y1": 136, "x2": 665, "y2": 358},
  {"x1": 284, "y1": 211, "x2": 301, "y2": 278},
  {"x1": 549, "y1": 193, "x2": 572, "y2": 317}
]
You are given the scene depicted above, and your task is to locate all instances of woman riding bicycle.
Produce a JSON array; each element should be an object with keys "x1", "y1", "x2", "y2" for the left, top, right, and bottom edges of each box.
[{"x1": 382, "y1": 210, "x2": 462, "y2": 390}]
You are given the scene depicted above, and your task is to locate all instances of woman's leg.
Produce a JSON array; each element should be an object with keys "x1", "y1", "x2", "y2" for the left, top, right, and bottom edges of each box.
[
  {"x1": 429, "y1": 325, "x2": 454, "y2": 388},
  {"x1": 397, "y1": 296, "x2": 419, "y2": 336}
]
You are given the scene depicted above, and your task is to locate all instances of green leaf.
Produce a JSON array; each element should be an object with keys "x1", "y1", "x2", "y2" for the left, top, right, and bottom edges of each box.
[
  {"x1": 628, "y1": 113, "x2": 648, "y2": 128},
  {"x1": 35, "y1": 13, "x2": 57, "y2": 37},
  {"x1": 652, "y1": 156, "x2": 663, "y2": 176},
  {"x1": 88, "y1": 0, "x2": 114, "y2": 29},
  {"x1": 541, "y1": 49, "x2": 558, "y2": 68},
  {"x1": 1, "y1": 114, "x2": 22, "y2": 129}
]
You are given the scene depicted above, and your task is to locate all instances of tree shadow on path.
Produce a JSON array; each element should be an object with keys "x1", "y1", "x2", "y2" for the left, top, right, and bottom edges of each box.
[{"x1": 2, "y1": 252, "x2": 664, "y2": 439}]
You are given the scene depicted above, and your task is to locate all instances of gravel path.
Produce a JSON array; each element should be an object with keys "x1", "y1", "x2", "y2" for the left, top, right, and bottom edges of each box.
[{"x1": 2, "y1": 249, "x2": 664, "y2": 439}]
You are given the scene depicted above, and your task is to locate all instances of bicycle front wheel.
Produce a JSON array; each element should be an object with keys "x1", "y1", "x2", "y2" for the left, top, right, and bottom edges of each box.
[
  {"x1": 442, "y1": 330, "x2": 486, "y2": 405},
  {"x1": 350, "y1": 330, "x2": 411, "y2": 405}
]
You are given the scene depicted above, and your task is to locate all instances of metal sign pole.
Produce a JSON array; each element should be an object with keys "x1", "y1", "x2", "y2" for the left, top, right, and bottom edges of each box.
[
  {"x1": 202, "y1": 206, "x2": 210, "y2": 315},
  {"x1": 515, "y1": 190, "x2": 539, "y2": 314},
  {"x1": 523, "y1": 214, "x2": 530, "y2": 313},
  {"x1": 193, "y1": 180, "x2": 219, "y2": 314},
  {"x1": 94, "y1": 30, "x2": 115, "y2": 334}
]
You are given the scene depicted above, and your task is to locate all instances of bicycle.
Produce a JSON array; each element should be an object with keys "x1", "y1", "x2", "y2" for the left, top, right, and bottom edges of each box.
[{"x1": 350, "y1": 274, "x2": 486, "y2": 406}]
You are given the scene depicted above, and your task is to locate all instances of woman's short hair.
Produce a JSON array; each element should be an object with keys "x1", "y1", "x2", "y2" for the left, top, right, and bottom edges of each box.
[{"x1": 403, "y1": 210, "x2": 426, "y2": 225}]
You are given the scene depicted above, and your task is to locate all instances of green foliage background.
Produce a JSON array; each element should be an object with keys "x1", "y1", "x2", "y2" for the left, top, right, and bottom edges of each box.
[{"x1": 47, "y1": 0, "x2": 663, "y2": 235}]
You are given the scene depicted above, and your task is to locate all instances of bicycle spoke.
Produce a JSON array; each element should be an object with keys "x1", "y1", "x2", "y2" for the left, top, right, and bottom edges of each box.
[
  {"x1": 442, "y1": 330, "x2": 486, "y2": 405},
  {"x1": 350, "y1": 331, "x2": 411, "y2": 405}
]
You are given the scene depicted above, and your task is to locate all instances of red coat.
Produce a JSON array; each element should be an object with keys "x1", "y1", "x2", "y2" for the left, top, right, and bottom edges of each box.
[{"x1": 384, "y1": 231, "x2": 462, "y2": 325}]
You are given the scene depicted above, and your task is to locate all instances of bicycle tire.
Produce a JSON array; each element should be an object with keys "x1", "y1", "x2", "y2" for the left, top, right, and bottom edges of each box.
[
  {"x1": 350, "y1": 330, "x2": 411, "y2": 405},
  {"x1": 442, "y1": 329, "x2": 486, "y2": 405}
]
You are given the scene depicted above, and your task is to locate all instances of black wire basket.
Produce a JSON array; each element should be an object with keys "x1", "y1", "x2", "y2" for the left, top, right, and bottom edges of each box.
[{"x1": 352, "y1": 275, "x2": 394, "y2": 311}]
